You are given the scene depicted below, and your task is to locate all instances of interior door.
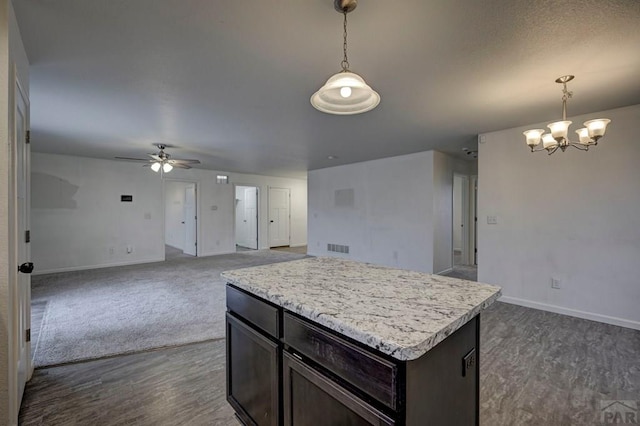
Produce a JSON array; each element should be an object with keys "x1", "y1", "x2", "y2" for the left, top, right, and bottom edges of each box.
[
  {"x1": 244, "y1": 187, "x2": 258, "y2": 250},
  {"x1": 15, "y1": 79, "x2": 31, "y2": 404},
  {"x1": 183, "y1": 183, "x2": 197, "y2": 256},
  {"x1": 268, "y1": 187, "x2": 290, "y2": 248}
]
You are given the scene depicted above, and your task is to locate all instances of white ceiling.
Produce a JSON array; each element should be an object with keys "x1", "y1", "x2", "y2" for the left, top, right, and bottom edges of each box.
[{"x1": 14, "y1": 0, "x2": 640, "y2": 179}]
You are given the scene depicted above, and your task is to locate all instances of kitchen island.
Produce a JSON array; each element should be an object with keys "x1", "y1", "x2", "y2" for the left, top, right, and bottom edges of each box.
[{"x1": 222, "y1": 257, "x2": 501, "y2": 426}]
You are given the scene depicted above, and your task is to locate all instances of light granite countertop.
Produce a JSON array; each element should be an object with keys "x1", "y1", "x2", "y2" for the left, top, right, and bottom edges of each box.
[{"x1": 221, "y1": 257, "x2": 501, "y2": 361}]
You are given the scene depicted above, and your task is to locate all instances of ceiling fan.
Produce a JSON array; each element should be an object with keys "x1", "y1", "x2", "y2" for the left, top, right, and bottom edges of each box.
[{"x1": 115, "y1": 144, "x2": 200, "y2": 173}]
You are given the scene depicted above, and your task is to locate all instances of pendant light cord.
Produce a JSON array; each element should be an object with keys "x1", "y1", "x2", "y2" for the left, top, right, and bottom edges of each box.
[{"x1": 341, "y1": 10, "x2": 350, "y2": 72}]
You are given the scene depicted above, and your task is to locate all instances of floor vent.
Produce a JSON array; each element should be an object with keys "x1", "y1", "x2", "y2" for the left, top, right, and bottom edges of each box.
[{"x1": 327, "y1": 244, "x2": 349, "y2": 254}]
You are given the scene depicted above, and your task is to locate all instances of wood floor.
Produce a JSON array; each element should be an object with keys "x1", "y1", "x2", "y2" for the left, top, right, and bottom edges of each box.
[{"x1": 19, "y1": 301, "x2": 640, "y2": 425}]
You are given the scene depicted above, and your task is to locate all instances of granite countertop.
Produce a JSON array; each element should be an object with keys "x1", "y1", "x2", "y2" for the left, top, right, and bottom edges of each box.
[{"x1": 221, "y1": 257, "x2": 501, "y2": 361}]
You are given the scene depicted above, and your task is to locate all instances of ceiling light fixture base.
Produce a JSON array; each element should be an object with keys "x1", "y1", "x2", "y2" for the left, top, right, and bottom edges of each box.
[{"x1": 334, "y1": 0, "x2": 357, "y2": 13}]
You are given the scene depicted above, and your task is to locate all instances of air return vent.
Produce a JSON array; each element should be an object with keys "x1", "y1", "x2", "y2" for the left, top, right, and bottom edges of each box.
[{"x1": 327, "y1": 244, "x2": 349, "y2": 254}]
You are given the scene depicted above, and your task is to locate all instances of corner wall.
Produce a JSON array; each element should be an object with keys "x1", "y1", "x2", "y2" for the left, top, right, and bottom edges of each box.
[
  {"x1": 308, "y1": 150, "x2": 471, "y2": 273},
  {"x1": 478, "y1": 104, "x2": 640, "y2": 329}
]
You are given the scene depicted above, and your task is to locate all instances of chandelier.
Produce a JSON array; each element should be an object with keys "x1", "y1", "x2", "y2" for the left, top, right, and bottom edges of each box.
[
  {"x1": 310, "y1": 0, "x2": 380, "y2": 115},
  {"x1": 523, "y1": 75, "x2": 611, "y2": 155}
]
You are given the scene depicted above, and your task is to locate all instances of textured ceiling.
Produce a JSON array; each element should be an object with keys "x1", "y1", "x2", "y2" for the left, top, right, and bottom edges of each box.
[{"x1": 14, "y1": 0, "x2": 640, "y2": 179}]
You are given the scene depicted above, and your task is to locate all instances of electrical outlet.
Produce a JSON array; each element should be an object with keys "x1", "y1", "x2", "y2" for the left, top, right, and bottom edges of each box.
[
  {"x1": 126, "y1": 246, "x2": 133, "y2": 254},
  {"x1": 551, "y1": 278, "x2": 561, "y2": 289}
]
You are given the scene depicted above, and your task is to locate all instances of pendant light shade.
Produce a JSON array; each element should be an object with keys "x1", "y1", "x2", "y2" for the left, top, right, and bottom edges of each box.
[{"x1": 311, "y1": 71, "x2": 380, "y2": 115}]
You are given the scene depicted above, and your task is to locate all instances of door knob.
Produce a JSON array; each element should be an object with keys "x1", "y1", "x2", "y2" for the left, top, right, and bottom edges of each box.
[
  {"x1": 270, "y1": 220, "x2": 274, "y2": 223},
  {"x1": 18, "y1": 262, "x2": 34, "y2": 274}
]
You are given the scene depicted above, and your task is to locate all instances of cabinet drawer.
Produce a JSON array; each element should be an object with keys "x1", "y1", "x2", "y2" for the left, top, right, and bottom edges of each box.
[
  {"x1": 227, "y1": 285, "x2": 280, "y2": 338},
  {"x1": 283, "y1": 313, "x2": 398, "y2": 410}
]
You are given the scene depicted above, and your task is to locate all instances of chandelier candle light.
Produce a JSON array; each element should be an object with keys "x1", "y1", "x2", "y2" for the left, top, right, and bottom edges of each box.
[
  {"x1": 523, "y1": 75, "x2": 611, "y2": 155},
  {"x1": 310, "y1": 0, "x2": 380, "y2": 115}
]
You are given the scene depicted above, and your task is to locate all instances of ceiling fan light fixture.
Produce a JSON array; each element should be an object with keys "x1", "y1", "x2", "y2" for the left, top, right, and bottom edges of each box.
[
  {"x1": 162, "y1": 163, "x2": 173, "y2": 173},
  {"x1": 151, "y1": 162, "x2": 161, "y2": 172},
  {"x1": 310, "y1": 0, "x2": 380, "y2": 115}
]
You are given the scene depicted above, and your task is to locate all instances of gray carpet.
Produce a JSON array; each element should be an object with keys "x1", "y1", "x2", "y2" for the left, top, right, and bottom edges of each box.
[{"x1": 31, "y1": 250, "x2": 308, "y2": 367}]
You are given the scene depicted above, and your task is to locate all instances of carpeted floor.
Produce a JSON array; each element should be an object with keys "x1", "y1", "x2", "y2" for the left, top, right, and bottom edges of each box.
[{"x1": 31, "y1": 250, "x2": 308, "y2": 367}]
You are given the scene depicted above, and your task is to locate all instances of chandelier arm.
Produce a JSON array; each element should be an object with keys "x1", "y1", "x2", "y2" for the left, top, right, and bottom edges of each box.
[
  {"x1": 569, "y1": 143, "x2": 589, "y2": 151},
  {"x1": 529, "y1": 146, "x2": 548, "y2": 153},
  {"x1": 547, "y1": 146, "x2": 559, "y2": 156}
]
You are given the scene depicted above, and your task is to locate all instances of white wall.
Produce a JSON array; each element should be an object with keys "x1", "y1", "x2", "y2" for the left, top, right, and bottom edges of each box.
[
  {"x1": 432, "y1": 151, "x2": 455, "y2": 274},
  {"x1": 164, "y1": 180, "x2": 189, "y2": 250},
  {"x1": 478, "y1": 104, "x2": 640, "y2": 330},
  {"x1": 308, "y1": 150, "x2": 473, "y2": 273},
  {"x1": 230, "y1": 173, "x2": 307, "y2": 249},
  {"x1": 0, "y1": 2, "x2": 29, "y2": 423},
  {"x1": 31, "y1": 153, "x2": 307, "y2": 273}
]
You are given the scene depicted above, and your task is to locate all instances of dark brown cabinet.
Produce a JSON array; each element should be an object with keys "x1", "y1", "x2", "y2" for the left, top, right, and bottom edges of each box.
[
  {"x1": 226, "y1": 284, "x2": 480, "y2": 426},
  {"x1": 282, "y1": 352, "x2": 395, "y2": 426},
  {"x1": 226, "y1": 313, "x2": 279, "y2": 426}
]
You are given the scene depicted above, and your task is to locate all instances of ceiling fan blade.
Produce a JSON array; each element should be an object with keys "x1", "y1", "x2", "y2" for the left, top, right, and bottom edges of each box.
[
  {"x1": 115, "y1": 156, "x2": 150, "y2": 162},
  {"x1": 147, "y1": 154, "x2": 163, "y2": 161},
  {"x1": 169, "y1": 159, "x2": 200, "y2": 164},
  {"x1": 172, "y1": 163, "x2": 192, "y2": 169}
]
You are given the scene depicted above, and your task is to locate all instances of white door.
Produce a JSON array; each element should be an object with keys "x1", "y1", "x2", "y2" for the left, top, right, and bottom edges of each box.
[
  {"x1": 244, "y1": 187, "x2": 258, "y2": 250},
  {"x1": 235, "y1": 188, "x2": 247, "y2": 247},
  {"x1": 15, "y1": 80, "x2": 31, "y2": 406},
  {"x1": 268, "y1": 187, "x2": 290, "y2": 248},
  {"x1": 183, "y1": 184, "x2": 197, "y2": 256}
]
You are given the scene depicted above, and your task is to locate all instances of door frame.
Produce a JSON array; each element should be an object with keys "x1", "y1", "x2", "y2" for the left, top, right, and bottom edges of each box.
[
  {"x1": 8, "y1": 70, "x2": 32, "y2": 422},
  {"x1": 162, "y1": 178, "x2": 199, "y2": 257},
  {"x1": 452, "y1": 174, "x2": 470, "y2": 267},
  {"x1": 470, "y1": 175, "x2": 478, "y2": 266},
  {"x1": 233, "y1": 184, "x2": 260, "y2": 250}
]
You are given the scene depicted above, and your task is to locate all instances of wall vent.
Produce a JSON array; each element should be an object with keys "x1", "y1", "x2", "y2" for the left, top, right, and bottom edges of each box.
[{"x1": 327, "y1": 243, "x2": 349, "y2": 254}]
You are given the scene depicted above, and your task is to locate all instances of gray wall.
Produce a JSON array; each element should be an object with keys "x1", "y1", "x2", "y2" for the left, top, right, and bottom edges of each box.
[
  {"x1": 478, "y1": 103, "x2": 640, "y2": 329},
  {"x1": 31, "y1": 153, "x2": 307, "y2": 273},
  {"x1": 308, "y1": 150, "x2": 472, "y2": 273}
]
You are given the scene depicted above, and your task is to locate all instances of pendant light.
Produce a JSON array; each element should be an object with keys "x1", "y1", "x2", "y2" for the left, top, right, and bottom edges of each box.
[{"x1": 311, "y1": 0, "x2": 380, "y2": 115}]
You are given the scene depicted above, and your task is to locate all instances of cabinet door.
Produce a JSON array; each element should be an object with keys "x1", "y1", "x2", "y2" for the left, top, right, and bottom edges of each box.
[
  {"x1": 226, "y1": 313, "x2": 279, "y2": 426},
  {"x1": 282, "y1": 352, "x2": 395, "y2": 426}
]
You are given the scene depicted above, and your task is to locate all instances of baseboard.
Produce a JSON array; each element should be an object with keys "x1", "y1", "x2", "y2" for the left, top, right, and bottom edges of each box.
[
  {"x1": 436, "y1": 267, "x2": 453, "y2": 275},
  {"x1": 198, "y1": 250, "x2": 236, "y2": 257},
  {"x1": 32, "y1": 257, "x2": 165, "y2": 275},
  {"x1": 499, "y1": 296, "x2": 640, "y2": 331},
  {"x1": 289, "y1": 243, "x2": 307, "y2": 248}
]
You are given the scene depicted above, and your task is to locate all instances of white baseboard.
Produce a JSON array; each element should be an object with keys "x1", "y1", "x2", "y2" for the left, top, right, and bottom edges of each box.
[
  {"x1": 436, "y1": 267, "x2": 453, "y2": 275},
  {"x1": 33, "y1": 257, "x2": 165, "y2": 275},
  {"x1": 198, "y1": 250, "x2": 236, "y2": 257},
  {"x1": 499, "y1": 296, "x2": 640, "y2": 331},
  {"x1": 289, "y1": 243, "x2": 307, "y2": 248}
]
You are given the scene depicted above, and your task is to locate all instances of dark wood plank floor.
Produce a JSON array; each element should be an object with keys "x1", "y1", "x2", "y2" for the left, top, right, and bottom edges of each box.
[
  {"x1": 19, "y1": 339, "x2": 239, "y2": 426},
  {"x1": 20, "y1": 302, "x2": 640, "y2": 426}
]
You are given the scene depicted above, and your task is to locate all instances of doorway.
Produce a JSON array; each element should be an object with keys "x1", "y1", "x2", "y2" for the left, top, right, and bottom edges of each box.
[
  {"x1": 453, "y1": 174, "x2": 470, "y2": 266},
  {"x1": 235, "y1": 185, "x2": 259, "y2": 250},
  {"x1": 164, "y1": 180, "x2": 198, "y2": 259},
  {"x1": 268, "y1": 187, "x2": 290, "y2": 248}
]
